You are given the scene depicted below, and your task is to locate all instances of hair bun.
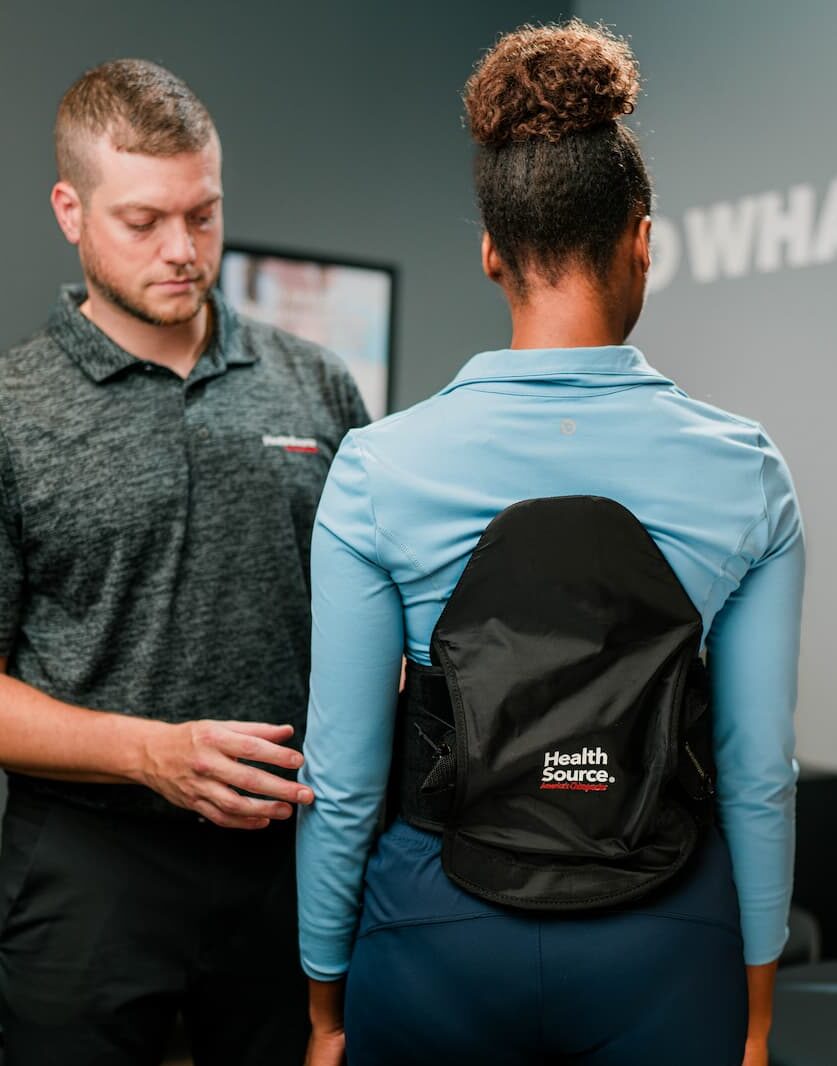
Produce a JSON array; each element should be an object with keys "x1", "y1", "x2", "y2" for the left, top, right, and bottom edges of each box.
[{"x1": 465, "y1": 20, "x2": 640, "y2": 147}]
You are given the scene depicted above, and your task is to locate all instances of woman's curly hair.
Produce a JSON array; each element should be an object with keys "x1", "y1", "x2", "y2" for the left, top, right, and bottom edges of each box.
[{"x1": 464, "y1": 20, "x2": 650, "y2": 294}]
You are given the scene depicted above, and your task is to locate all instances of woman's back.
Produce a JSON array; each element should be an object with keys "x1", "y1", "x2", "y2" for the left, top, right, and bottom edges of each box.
[{"x1": 330, "y1": 344, "x2": 799, "y2": 663}]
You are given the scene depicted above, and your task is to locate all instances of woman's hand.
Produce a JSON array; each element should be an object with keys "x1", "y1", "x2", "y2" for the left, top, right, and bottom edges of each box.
[
  {"x1": 304, "y1": 1026, "x2": 346, "y2": 1066},
  {"x1": 741, "y1": 1035, "x2": 769, "y2": 1066},
  {"x1": 305, "y1": 977, "x2": 346, "y2": 1066},
  {"x1": 742, "y1": 961, "x2": 777, "y2": 1066}
]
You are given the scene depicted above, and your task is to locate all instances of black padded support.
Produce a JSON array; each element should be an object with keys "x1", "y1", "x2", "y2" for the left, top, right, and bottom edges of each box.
[{"x1": 390, "y1": 497, "x2": 715, "y2": 911}]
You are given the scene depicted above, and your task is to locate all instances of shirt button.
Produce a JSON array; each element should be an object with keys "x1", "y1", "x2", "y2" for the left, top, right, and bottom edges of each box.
[
  {"x1": 197, "y1": 426, "x2": 210, "y2": 441},
  {"x1": 143, "y1": 363, "x2": 153, "y2": 373}
]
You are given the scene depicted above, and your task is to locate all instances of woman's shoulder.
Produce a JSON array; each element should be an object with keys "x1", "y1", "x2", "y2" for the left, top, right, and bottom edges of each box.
[
  {"x1": 652, "y1": 388, "x2": 801, "y2": 555},
  {"x1": 652, "y1": 387, "x2": 794, "y2": 486},
  {"x1": 653, "y1": 385, "x2": 765, "y2": 441}
]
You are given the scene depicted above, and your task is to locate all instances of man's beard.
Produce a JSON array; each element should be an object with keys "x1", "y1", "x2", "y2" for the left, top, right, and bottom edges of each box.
[{"x1": 81, "y1": 239, "x2": 217, "y2": 327}]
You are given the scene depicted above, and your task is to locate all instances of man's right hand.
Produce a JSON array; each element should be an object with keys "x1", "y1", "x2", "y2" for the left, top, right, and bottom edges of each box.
[
  {"x1": 0, "y1": 662, "x2": 311, "y2": 827},
  {"x1": 138, "y1": 720, "x2": 314, "y2": 829}
]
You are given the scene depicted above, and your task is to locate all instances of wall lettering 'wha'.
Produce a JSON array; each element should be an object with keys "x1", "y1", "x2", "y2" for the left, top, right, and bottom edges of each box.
[{"x1": 648, "y1": 178, "x2": 837, "y2": 292}]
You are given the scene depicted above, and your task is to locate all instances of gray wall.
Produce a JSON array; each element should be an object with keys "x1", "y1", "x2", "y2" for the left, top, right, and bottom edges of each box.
[
  {"x1": 578, "y1": 0, "x2": 836, "y2": 767},
  {"x1": 0, "y1": 0, "x2": 568, "y2": 405}
]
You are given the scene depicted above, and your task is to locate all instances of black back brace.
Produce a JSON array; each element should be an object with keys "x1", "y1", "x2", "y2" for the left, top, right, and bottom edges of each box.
[{"x1": 388, "y1": 496, "x2": 715, "y2": 911}]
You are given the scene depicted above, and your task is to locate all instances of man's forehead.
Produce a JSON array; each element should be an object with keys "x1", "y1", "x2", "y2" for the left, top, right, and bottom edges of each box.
[
  {"x1": 87, "y1": 133, "x2": 223, "y2": 208},
  {"x1": 89, "y1": 129, "x2": 221, "y2": 172}
]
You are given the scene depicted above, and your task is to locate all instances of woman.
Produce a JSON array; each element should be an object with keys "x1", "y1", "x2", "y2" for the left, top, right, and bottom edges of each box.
[{"x1": 297, "y1": 20, "x2": 804, "y2": 1066}]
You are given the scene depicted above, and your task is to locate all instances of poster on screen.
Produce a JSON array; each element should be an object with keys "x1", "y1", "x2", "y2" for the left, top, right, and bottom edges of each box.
[{"x1": 221, "y1": 245, "x2": 396, "y2": 421}]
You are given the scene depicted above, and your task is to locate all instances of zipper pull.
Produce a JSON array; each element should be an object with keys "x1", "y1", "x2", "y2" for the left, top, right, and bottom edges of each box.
[
  {"x1": 413, "y1": 721, "x2": 450, "y2": 759},
  {"x1": 685, "y1": 741, "x2": 715, "y2": 797}
]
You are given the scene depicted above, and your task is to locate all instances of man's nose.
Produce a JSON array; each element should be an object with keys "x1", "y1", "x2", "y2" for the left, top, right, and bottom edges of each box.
[{"x1": 160, "y1": 218, "x2": 196, "y2": 266}]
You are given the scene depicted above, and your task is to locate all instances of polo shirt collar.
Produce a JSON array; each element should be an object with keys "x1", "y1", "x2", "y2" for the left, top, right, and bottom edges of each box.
[
  {"x1": 444, "y1": 345, "x2": 672, "y2": 392},
  {"x1": 48, "y1": 284, "x2": 258, "y2": 383}
]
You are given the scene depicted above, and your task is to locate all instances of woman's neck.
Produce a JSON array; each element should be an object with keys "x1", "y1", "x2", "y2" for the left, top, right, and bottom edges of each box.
[{"x1": 508, "y1": 271, "x2": 630, "y2": 351}]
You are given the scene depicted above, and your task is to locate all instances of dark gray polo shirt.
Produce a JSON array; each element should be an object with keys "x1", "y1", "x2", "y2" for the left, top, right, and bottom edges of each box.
[{"x1": 0, "y1": 285, "x2": 368, "y2": 812}]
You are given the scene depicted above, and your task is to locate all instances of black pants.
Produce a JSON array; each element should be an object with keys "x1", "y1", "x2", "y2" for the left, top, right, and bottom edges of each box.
[{"x1": 0, "y1": 786, "x2": 308, "y2": 1066}]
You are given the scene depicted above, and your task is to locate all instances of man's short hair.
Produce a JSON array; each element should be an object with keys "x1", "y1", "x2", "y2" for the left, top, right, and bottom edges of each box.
[{"x1": 55, "y1": 59, "x2": 217, "y2": 199}]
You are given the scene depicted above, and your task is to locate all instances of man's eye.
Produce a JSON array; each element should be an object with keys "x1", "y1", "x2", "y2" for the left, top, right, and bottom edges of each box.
[
  {"x1": 192, "y1": 213, "x2": 215, "y2": 228},
  {"x1": 127, "y1": 221, "x2": 154, "y2": 232}
]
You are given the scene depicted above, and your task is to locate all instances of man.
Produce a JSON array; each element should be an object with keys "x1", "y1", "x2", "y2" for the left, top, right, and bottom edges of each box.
[{"x1": 0, "y1": 59, "x2": 368, "y2": 1065}]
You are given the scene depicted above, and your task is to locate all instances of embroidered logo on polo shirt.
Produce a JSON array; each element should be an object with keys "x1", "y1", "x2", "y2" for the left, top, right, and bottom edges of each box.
[{"x1": 262, "y1": 435, "x2": 319, "y2": 454}]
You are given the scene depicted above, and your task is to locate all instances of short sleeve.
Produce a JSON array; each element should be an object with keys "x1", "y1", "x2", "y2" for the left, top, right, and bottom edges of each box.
[{"x1": 335, "y1": 365, "x2": 371, "y2": 434}]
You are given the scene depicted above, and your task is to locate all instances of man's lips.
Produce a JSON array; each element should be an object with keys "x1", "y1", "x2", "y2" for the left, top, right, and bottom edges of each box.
[{"x1": 153, "y1": 277, "x2": 201, "y2": 289}]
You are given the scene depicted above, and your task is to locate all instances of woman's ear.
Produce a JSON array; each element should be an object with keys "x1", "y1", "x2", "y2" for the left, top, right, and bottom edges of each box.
[
  {"x1": 481, "y1": 231, "x2": 504, "y2": 284},
  {"x1": 635, "y1": 215, "x2": 652, "y2": 277}
]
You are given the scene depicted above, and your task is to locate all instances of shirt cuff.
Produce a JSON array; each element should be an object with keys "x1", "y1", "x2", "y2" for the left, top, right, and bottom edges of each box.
[{"x1": 299, "y1": 929, "x2": 353, "y2": 982}]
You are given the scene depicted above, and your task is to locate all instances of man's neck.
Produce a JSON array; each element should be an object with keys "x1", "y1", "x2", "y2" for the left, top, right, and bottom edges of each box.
[{"x1": 79, "y1": 289, "x2": 212, "y2": 380}]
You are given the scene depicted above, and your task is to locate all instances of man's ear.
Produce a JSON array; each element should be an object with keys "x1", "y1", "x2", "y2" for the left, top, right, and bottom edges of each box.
[
  {"x1": 51, "y1": 181, "x2": 84, "y2": 245},
  {"x1": 635, "y1": 215, "x2": 652, "y2": 277},
  {"x1": 481, "y1": 230, "x2": 504, "y2": 284}
]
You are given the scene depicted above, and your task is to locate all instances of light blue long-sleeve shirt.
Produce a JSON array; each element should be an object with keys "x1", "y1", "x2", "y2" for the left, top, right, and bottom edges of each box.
[{"x1": 297, "y1": 345, "x2": 804, "y2": 979}]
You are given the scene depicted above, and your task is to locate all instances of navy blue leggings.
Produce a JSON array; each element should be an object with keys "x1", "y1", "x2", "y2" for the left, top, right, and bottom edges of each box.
[{"x1": 345, "y1": 820, "x2": 747, "y2": 1066}]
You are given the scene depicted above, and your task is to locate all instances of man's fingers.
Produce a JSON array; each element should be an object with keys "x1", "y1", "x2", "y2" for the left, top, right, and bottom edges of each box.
[
  {"x1": 222, "y1": 721, "x2": 295, "y2": 741},
  {"x1": 195, "y1": 783, "x2": 297, "y2": 824},
  {"x1": 186, "y1": 724, "x2": 314, "y2": 804},
  {"x1": 192, "y1": 797, "x2": 271, "y2": 831},
  {"x1": 216, "y1": 730, "x2": 305, "y2": 772},
  {"x1": 207, "y1": 756, "x2": 314, "y2": 805},
  {"x1": 199, "y1": 722, "x2": 306, "y2": 771}
]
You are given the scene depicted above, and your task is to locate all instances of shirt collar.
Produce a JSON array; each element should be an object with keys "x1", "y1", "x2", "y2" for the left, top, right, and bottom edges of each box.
[
  {"x1": 443, "y1": 345, "x2": 672, "y2": 392},
  {"x1": 48, "y1": 284, "x2": 258, "y2": 383}
]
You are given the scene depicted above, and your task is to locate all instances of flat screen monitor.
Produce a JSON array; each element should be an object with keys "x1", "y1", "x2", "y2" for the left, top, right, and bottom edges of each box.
[{"x1": 220, "y1": 244, "x2": 396, "y2": 420}]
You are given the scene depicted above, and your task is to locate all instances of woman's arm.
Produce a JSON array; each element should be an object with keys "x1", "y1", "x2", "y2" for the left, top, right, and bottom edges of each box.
[
  {"x1": 742, "y1": 961, "x2": 777, "y2": 1066},
  {"x1": 304, "y1": 978, "x2": 347, "y2": 1066},
  {"x1": 706, "y1": 434, "x2": 805, "y2": 1057},
  {"x1": 296, "y1": 432, "x2": 404, "y2": 981}
]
